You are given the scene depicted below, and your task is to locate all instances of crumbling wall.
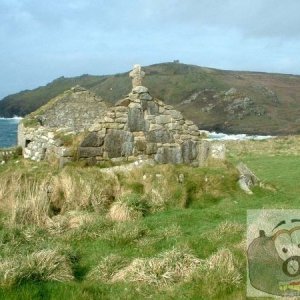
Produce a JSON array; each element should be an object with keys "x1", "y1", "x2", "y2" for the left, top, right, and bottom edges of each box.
[
  {"x1": 78, "y1": 86, "x2": 212, "y2": 166},
  {"x1": 18, "y1": 68, "x2": 226, "y2": 166},
  {"x1": 33, "y1": 86, "x2": 107, "y2": 131},
  {"x1": 18, "y1": 86, "x2": 107, "y2": 162},
  {"x1": 18, "y1": 123, "x2": 73, "y2": 162}
]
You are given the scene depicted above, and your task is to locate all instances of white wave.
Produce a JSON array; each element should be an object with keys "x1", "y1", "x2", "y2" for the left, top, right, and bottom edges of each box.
[
  {"x1": 205, "y1": 131, "x2": 274, "y2": 141},
  {"x1": 0, "y1": 116, "x2": 22, "y2": 121}
]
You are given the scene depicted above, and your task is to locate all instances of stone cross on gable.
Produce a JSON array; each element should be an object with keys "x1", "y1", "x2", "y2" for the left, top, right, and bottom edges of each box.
[{"x1": 129, "y1": 64, "x2": 145, "y2": 88}]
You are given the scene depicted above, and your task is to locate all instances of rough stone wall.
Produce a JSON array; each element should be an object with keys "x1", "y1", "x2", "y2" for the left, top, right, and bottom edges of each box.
[
  {"x1": 36, "y1": 86, "x2": 107, "y2": 132},
  {"x1": 18, "y1": 86, "x2": 107, "y2": 162},
  {"x1": 18, "y1": 80, "x2": 226, "y2": 166},
  {"x1": 78, "y1": 86, "x2": 208, "y2": 166},
  {"x1": 18, "y1": 123, "x2": 73, "y2": 162}
]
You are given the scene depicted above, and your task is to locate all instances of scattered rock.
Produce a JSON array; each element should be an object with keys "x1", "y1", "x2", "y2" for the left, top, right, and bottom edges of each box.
[
  {"x1": 237, "y1": 162, "x2": 260, "y2": 194},
  {"x1": 154, "y1": 145, "x2": 183, "y2": 164},
  {"x1": 146, "y1": 129, "x2": 174, "y2": 144},
  {"x1": 210, "y1": 143, "x2": 226, "y2": 160},
  {"x1": 139, "y1": 93, "x2": 152, "y2": 101},
  {"x1": 178, "y1": 173, "x2": 184, "y2": 183},
  {"x1": 80, "y1": 132, "x2": 104, "y2": 147},
  {"x1": 71, "y1": 85, "x2": 87, "y2": 92},
  {"x1": 128, "y1": 107, "x2": 145, "y2": 132},
  {"x1": 197, "y1": 141, "x2": 211, "y2": 167},
  {"x1": 182, "y1": 140, "x2": 198, "y2": 164},
  {"x1": 78, "y1": 147, "x2": 103, "y2": 158},
  {"x1": 104, "y1": 130, "x2": 134, "y2": 158}
]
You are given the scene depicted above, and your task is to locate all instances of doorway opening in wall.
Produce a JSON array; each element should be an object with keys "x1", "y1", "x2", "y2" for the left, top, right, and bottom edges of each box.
[{"x1": 25, "y1": 140, "x2": 31, "y2": 147}]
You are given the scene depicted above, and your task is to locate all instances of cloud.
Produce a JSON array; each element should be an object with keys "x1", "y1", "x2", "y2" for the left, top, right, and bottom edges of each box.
[{"x1": 138, "y1": 0, "x2": 300, "y2": 39}]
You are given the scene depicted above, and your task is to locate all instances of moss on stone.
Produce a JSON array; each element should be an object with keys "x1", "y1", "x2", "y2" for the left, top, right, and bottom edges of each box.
[{"x1": 21, "y1": 117, "x2": 40, "y2": 128}]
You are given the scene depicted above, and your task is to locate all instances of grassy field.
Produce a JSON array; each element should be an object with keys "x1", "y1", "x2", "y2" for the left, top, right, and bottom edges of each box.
[{"x1": 0, "y1": 136, "x2": 300, "y2": 299}]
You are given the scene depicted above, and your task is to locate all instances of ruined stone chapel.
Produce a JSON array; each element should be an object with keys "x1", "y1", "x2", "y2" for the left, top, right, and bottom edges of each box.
[{"x1": 18, "y1": 65, "x2": 222, "y2": 166}]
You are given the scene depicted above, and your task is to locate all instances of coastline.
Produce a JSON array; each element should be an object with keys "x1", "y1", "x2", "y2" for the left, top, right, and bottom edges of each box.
[{"x1": 0, "y1": 118, "x2": 21, "y2": 148}]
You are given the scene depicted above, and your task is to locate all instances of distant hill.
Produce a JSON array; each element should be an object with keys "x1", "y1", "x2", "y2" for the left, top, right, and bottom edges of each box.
[{"x1": 1, "y1": 62, "x2": 300, "y2": 135}]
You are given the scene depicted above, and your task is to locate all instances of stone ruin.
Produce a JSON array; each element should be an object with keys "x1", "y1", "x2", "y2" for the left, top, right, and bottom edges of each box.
[
  {"x1": 18, "y1": 86, "x2": 107, "y2": 162},
  {"x1": 18, "y1": 65, "x2": 225, "y2": 166},
  {"x1": 129, "y1": 64, "x2": 145, "y2": 88},
  {"x1": 78, "y1": 85, "x2": 201, "y2": 165},
  {"x1": 78, "y1": 65, "x2": 222, "y2": 166}
]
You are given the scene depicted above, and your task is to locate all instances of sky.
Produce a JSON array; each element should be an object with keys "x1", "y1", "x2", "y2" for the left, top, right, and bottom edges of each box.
[{"x1": 0, "y1": 0, "x2": 300, "y2": 99}]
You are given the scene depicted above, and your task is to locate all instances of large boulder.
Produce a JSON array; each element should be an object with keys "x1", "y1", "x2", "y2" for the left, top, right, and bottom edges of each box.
[
  {"x1": 146, "y1": 129, "x2": 175, "y2": 144},
  {"x1": 154, "y1": 145, "x2": 183, "y2": 164},
  {"x1": 237, "y1": 162, "x2": 260, "y2": 194},
  {"x1": 78, "y1": 147, "x2": 103, "y2": 158},
  {"x1": 80, "y1": 132, "x2": 104, "y2": 147},
  {"x1": 104, "y1": 130, "x2": 134, "y2": 158},
  {"x1": 128, "y1": 107, "x2": 145, "y2": 132},
  {"x1": 182, "y1": 140, "x2": 198, "y2": 164}
]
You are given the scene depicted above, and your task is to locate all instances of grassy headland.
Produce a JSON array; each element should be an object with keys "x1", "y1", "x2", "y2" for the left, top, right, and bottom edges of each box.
[{"x1": 1, "y1": 63, "x2": 300, "y2": 135}]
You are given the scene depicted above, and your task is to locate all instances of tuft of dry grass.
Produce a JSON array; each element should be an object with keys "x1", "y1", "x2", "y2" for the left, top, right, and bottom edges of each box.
[
  {"x1": 107, "y1": 192, "x2": 148, "y2": 222},
  {"x1": 49, "y1": 168, "x2": 120, "y2": 214},
  {"x1": 1, "y1": 160, "x2": 239, "y2": 233},
  {"x1": 107, "y1": 201, "x2": 142, "y2": 222},
  {"x1": 11, "y1": 179, "x2": 51, "y2": 227},
  {"x1": 0, "y1": 176, "x2": 10, "y2": 206},
  {"x1": 0, "y1": 249, "x2": 74, "y2": 287},
  {"x1": 137, "y1": 224, "x2": 183, "y2": 247},
  {"x1": 86, "y1": 254, "x2": 128, "y2": 282},
  {"x1": 104, "y1": 221, "x2": 147, "y2": 246},
  {"x1": 234, "y1": 239, "x2": 247, "y2": 252},
  {"x1": 0, "y1": 166, "x2": 121, "y2": 228},
  {"x1": 46, "y1": 210, "x2": 95, "y2": 233},
  {"x1": 0, "y1": 171, "x2": 23, "y2": 214},
  {"x1": 62, "y1": 215, "x2": 114, "y2": 242},
  {"x1": 160, "y1": 224, "x2": 183, "y2": 239},
  {"x1": 111, "y1": 247, "x2": 202, "y2": 286},
  {"x1": 173, "y1": 248, "x2": 243, "y2": 299},
  {"x1": 119, "y1": 164, "x2": 189, "y2": 212},
  {"x1": 197, "y1": 248, "x2": 242, "y2": 297},
  {"x1": 201, "y1": 221, "x2": 245, "y2": 242}
]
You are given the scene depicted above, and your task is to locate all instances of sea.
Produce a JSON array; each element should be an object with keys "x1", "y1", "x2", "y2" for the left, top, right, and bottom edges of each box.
[
  {"x1": 0, "y1": 117, "x2": 22, "y2": 148},
  {"x1": 203, "y1": 131, "x2": 274, "y2": 141}
]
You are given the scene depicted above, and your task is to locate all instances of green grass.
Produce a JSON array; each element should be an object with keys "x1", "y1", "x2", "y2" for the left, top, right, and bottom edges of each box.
[{"x1": 0, "y1": 138, "x2": 300, "y2": 299}]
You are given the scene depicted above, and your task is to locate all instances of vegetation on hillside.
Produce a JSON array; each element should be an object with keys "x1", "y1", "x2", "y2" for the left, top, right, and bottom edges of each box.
[
  {"x1": 1, "y1": 63, "x2": 300, "y2": 134},
  {"x1": 1, "y1": 136, "x2": 300, "y2": 298},
  {"x1": 0, "y1": 75, "x2": 106, "y2": 118}
]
